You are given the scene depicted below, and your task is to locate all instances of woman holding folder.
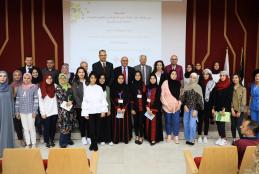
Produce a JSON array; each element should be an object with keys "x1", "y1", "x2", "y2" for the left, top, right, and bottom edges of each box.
[
  {"x1": 56, "y1": 73, "x2": 76, "y2": 148},
  {"x1": 145, "y1": 74, "x2": 163, "y2": 145},
  {"x1": 111, "y1": 74, "x2": 131, "y2": 144},
  {"x1": 212, "y1": 70, "x2": 233, "y2": 146}
]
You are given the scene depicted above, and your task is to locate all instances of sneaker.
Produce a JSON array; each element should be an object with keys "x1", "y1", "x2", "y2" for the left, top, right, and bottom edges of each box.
[
  {"x1": 81, "y1": 137, "x2": 88, "y2": 145},
  {"x1": 198, "y1": 137, "x2": 203, "y2": 144},
  {"x1": 87, "y1": 138, "x2": 91, "y2": 145},
  {"x1": 174, "y1": 136, "x2": 179, "y2": 144},
  {"x1": 31, "y1": 144, "x2": 36, "y2": 148},
  {"x1": 203, "y1": 136, "x2": 208, "y2": 144},
  {"x1": 100, "y1": 142, "x2": 105, "y2": 146},
  {"x1": 25, "y1": 145, "x2": 30, "y2": 149},
  {"x1": 109, "y1": 142, "x2": 113, "y2": 146},
  {"x1": 215, "y1": 138, "x2": 222, "y2": 145},
  {"x1": 219, "y1": 139, "x2": 227, "y2": 146}
]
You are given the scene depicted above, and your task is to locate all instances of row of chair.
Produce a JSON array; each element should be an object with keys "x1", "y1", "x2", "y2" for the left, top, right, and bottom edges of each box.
[
  {"x1": 184, "y1": 146, "x2": 256, "y2": 174},
  {"x1": 0, "y1": 148, "x2": 98, "y2": 174}
]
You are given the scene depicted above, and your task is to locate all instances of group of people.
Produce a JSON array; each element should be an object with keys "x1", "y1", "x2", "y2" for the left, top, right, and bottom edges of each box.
[{"x1": 1, "y1": 49, "x2": 259, "y2": 156}]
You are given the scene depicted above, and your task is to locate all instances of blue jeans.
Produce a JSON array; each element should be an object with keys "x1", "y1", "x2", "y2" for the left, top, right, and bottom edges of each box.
[
  {"x1": 251, "y1": 110, "x2": 259, "y2": 138},
  {"x1": 165, "y1": 111, "x2": 180, "y2": 136},
  {"x1": 184, "y1": 110, "x2": 198, "y2": 142}
]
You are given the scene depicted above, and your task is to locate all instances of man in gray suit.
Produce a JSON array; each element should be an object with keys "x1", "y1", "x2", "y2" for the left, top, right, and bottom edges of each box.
[{"x1": 134, "y1": 55, "x2": 152, "y2": 85}]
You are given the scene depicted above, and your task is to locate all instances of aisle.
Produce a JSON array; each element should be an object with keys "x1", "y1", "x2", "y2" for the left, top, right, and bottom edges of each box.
[{"x1": 36, "y1": 138, "x2": 223, "y2": 174}]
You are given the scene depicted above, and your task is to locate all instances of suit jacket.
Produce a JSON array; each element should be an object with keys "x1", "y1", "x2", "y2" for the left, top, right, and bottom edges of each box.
[
  {"x1": 113, "y1": 66, "x2": 135, "y2": 85},
  {"x1": 41, "y1": 68, "x2": 59, "y2": 84},
  {"x1": 134, "y1": 64, "x2": 152, "y2": 85},
  {"x1": 92, "y1": 61, "x2": 114, "y2": 86},
  {"x1": 19, "y1": 66, "x2": 37, "y2": 75}
]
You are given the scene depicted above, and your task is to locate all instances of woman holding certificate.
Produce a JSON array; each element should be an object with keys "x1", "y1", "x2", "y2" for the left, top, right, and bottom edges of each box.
[
  {"x1": 145, "y1": 74, "x2": 163, "y2": 145},
  {"x1": 161, "y1": 70, "x2": 182, "y2": 144},
  {"x1": 131, "y1": 71, "x2": 146, "y2": 145},
  {"x1": 212, "y1": 71, "x2": 233, "y2": 146},
  {"x1": 111, "y1": 74, "x2": 131, "y2": 144},
  {"x1": 56, "y1": 73, "x2": 76, "y2": 148},
  {"x1": 81, "y1": 72, "x2": 108, "y2": 151}
]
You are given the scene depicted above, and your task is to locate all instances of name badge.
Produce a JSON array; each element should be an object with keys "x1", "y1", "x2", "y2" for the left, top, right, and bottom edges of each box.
[
  {"x1": 147, "y1": 99, "x2": 151, "y2": 103},
  {"x1": 137, "y1": 94, "x2": 142, "y2": 99},
  {"x1": 118, "y1": 99, "x2": 123, "y2": 104}
]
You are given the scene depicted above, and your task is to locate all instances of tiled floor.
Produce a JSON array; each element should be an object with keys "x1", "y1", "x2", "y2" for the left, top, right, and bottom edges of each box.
[{"x1": 33, "y1": 138, "x2": 225, "y2": 174}]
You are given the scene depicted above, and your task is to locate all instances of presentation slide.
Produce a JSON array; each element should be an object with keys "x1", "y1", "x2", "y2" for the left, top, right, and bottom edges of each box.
[{"x1": 63, "y1": 0, "x2": 186, "y2": 72}]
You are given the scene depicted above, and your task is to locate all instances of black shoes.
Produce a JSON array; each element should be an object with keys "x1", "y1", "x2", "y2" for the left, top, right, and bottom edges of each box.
[
  {"x1": 186, "y1": 141, "x2": 195, "y2": 146},
  {"x1": 89, "y1": 144, "x2": 98, "y2": 151},
  {"x1": 68, "y1": 140, "x2": 74, "y2": 145}
]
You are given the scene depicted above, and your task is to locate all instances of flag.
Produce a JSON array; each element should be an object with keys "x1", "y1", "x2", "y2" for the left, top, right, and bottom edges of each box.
[
  {"x1": 224, "y1": 48, "x2": 230, "y2": 76},
  {"x1": 238, "y1": 48, "x2": 245, "y2": 85}
]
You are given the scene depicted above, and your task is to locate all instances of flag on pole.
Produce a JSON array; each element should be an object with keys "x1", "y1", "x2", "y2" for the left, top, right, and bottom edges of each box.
[
  {"x1": 224, "y1": 48, "x2": 230, "y2": 76},
  {"x1": 238, "y1": 47, "x2": 245, "y2": 85}
]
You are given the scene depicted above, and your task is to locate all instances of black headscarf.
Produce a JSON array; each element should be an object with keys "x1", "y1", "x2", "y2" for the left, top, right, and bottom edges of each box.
[
  {"x1": 112, "y1": 74, "x2": 126, "y2": 92},
  {"x1": 97, "y1": 73, "x2": 107, "y2": 91},
  {"x1": 31, "y1": 67, "x2": 42, "y2": 84},
  {"x1": 184, "y1": 64, "x2": 194, "y2": 78},
  {"x1": 168, "y1": 70, "x2": 181, "y2": 100},
  {"x1": 147, "y1": 73, "x2": 158, "y2": 90},
  {"x1": 132, "y1": 71, "x2": 144, "y2": 90}
]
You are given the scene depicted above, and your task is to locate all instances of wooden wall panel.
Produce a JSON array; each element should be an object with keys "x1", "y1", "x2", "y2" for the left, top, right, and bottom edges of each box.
[
  {"x1": 186, "y1": 0, "x2": 259, "y2": 87},
  {"x1": 0, "y1": 0, "x2": 63, "y2": 73}
]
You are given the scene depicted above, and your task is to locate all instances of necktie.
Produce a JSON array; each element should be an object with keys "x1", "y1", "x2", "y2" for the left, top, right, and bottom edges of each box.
[
  {"x1": 123, "y1": 67, "x2": 127, "y2": 84},
  {"x1": 141, "y1": 66, "x2": 146, "y2": 84},
  {"x1": 102, "y1": 62, "x2": 106, "y2": 72}
]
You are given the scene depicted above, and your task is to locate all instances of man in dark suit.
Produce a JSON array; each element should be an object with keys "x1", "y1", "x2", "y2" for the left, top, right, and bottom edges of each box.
[
  {"x1": 92, "y1": 50, "x2": 114, "y2": 86},
  {"x1": 114, "y1": 56, "x2": 135, "y2": 85},
  {"x1": 41, "y1": 59, "x2": 59, "y2": 84},
  {"x1": 19, "y1": 56, "x2": 36, "y2": 74},
  {"x1": 134, "y1": 55, "x2": 152, "y2": 85}
]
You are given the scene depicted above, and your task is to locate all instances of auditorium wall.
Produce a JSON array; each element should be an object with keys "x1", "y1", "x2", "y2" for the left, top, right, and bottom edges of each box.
[
  {"x1": 186, "y1": 0, "x2": 259, "y2": 87},
  {"x1": 0, "y1": 0, "x2": 63, "y2": 72},
  {"x1": 0, "y1": 0, "x2": 258, "y2": 87}
]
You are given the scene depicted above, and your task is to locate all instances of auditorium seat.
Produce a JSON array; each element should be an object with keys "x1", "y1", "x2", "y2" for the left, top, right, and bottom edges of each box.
[
  {"x1": 239, "y1": 146, "x2": 256, "y2": 174},
  {"x1": 2, "y1": 148, "x2": 46, "y2": 174},
  {"x1": 184, "y1": 146, "x2": 238, "y2": 174},
  {"x1": 47, "y1": 148, "x2": 99, "y2": 174}
]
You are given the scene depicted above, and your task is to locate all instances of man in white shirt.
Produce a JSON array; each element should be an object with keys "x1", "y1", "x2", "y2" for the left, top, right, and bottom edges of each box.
[{"x1": 19, "y1": 57, "x2": 36, "y2": 74}]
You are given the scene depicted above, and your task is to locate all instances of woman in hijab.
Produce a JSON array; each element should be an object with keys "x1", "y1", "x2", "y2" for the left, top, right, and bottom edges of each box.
[
  {"x1": 145, "y1": 74, "x2": 163, "y2": 145},
  {"x1": 130, "y1": 71, "x2": 146, "y2": 145},
  {"x1": 197, "y1": 69, "x2": 215, "y2": 144},
  {"x1": 56, "y1": 73, "x2": 76, "y2": 148},
  {"x1": 31, "y1": 67, "x2": 43, "y2": 85},
  {"x1": 184, "y1": 64, "x2": 194, "y2": 87},
  {"x1": 31, "y1": 67, "x2": 44, "y2": 143},
  {"x1": 161, "y1": 70, "x2": 182, "y2": 144},
  {"x1": 0, "y1": 71, "x2": 15, "y2": 157},
  {"x1": 211, "y1": 61, "x2": 221, "y2": 83},
  {"x1": 61, "y1": 63, "x2": 74, "y2": 84},
  {"x1": 15, "y1": 73, "x2": 38, "y2": 148},
  {"x1": 97, "y1": 73, "x2": 113, "y2": 146},
  {"x1": 10, "y1": 70, "x2": 25, "y2": 146},
  {"x1": 38, "y1": 74, "x2": 58, "y2": 148},
  {"x1": 181, "y1": 72, "x2": 204, "y2": 145},
  {"x1": 212, "y1": 70, "x2": 233, "y2": 146},
  {"x1": 111, "y1": 74, "x2": 131, "y2": 144}
]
